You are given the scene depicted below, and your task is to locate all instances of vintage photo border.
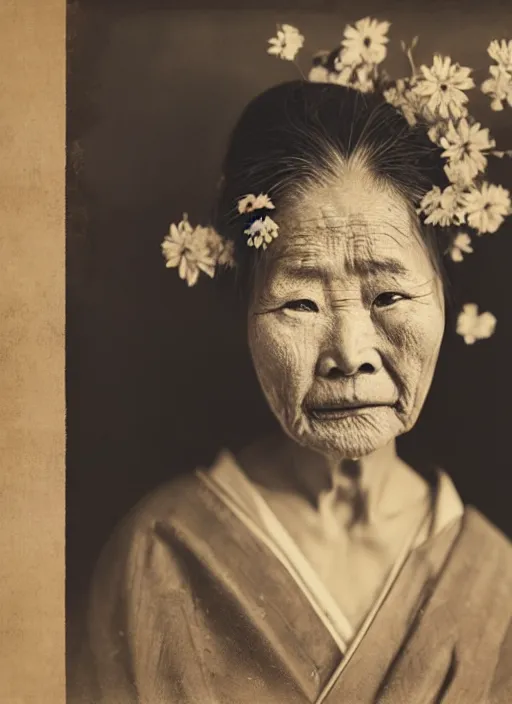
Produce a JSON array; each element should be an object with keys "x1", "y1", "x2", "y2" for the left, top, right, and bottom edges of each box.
[{"x1": 0, "y1": 1, "x2": 65, "y2": 701}]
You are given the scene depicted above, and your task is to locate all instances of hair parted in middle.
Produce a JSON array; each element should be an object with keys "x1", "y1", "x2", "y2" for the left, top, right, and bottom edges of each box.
[{"x1": 213, "y1": 79, "x2": 453, "y2": 300}]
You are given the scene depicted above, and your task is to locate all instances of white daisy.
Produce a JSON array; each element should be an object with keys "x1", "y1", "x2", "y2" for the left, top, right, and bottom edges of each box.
[
  {"x1": 413, "y1": 54, "x2": 474, "y2": 120},
  {"x1": 439, "y1": 118, "x2": 495, "y2": 179},
  {"x1": 487, "y1": 39, "x2": 512, "y2": 71},
  {"x1": 237, "y1": 193, "x2": 275, "y2": 214},
  {"x1": 244, "y1": 216, "x2": 279, "y2": 250},
  {"x1": 449, "y1": 232, "x2": 473, "y2": 262},
  {"x1": 481, "y1": 64, "x2": 512, "y2": 111},
  {"x1": 456, "y1": 303, "x2": 497, "y2": 344},
  {"x1": 268, "y1": 24, "x2": 305, "y2": 61},
  {"x1": 463, "y1": 182, "x2": 511, "y2": 234},
  {"x1": 419, "y1": 185, "x2": 466, "y2": 227},
  {"x1": 341, "y1": 17, "x2": 391, "y2": 66},
  {"x1": 161, "y1": 216, "x2": 217, "y2": 286},
  {"x1": 443, "y1": 162, "x2": 476, "y2": 190}
]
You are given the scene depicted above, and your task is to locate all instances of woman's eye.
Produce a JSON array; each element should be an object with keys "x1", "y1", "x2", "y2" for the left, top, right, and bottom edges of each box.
[
  {"x1": 373, "y1": 292, "x2": 407, "y2": 308},
  {"x1": 283, "y1": 299, "x2": 319, "y2": 313}
]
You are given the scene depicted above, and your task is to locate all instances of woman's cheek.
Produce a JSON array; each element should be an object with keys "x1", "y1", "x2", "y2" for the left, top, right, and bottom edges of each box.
[
  {"x1": 378, "y1": 303, "x2": 444, "y2": 416},
  {"x1": 250, "y1": 315, "x2": 319, "y2": 415},
  {"x1": 378, "y1": 302, "x2": 444, "y2": 360}
]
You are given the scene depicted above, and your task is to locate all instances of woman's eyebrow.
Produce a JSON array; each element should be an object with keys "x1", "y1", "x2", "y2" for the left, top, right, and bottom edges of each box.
[
  {"x1": 352, "y1": 257, "x2": 410, "y2": 277},
  {"x1": 272, "y1": 262, "x2": 325, "y2": 281}
]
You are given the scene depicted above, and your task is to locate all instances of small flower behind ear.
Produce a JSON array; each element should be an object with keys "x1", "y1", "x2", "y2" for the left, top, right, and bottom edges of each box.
[
  {"x1": 236, "y1": 193, "x2": 279, "y2": 250},
  {"x1": 456, "y1": 303, "x2": 497, "y2": 344},
  {"x1": 244, "y1": 216, "x2": 279, "y2": 250},
  {"x1": 161, "y1": 214, "x2": 233, "y2": 286}
]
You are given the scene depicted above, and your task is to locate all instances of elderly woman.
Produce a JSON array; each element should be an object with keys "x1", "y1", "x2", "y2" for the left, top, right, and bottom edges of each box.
[{"x1": 78, "y1": 81, "x2": 512, "y2": 704}]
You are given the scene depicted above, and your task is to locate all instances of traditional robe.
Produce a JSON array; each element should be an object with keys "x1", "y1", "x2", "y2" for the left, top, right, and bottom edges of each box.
[{"x1": 72, "y1": 450, "x2": 512, "y2": 703}]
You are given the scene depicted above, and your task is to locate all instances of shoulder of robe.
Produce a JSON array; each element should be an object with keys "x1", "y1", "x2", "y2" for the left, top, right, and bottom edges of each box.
[
  {"x1": 89, "y1": 469, "x2": 214, "y2": 601},
  {"x1": 82, "y1": 471, "x2": 217, "y2": 700},
  {"x1": 464, "y1": 506, "x2": 512, "y2": 549},
  {"x1": 462, "y1": 506, "x2": 512, "y2": 580}
]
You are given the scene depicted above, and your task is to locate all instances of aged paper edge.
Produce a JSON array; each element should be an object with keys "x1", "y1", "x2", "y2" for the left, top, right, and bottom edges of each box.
[{"x1": 0, "y1": 0, "x2": 65, "y2": 702}]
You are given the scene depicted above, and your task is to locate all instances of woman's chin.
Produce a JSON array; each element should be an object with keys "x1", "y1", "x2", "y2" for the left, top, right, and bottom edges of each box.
[{"x1": 289, "y1": 407, "x2": 402, "y2": 458}]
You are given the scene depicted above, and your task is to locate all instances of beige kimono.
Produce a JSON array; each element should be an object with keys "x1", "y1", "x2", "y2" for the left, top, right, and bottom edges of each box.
[{"x1": 71, "y1": 451, "x2": 512, "y2": 703}]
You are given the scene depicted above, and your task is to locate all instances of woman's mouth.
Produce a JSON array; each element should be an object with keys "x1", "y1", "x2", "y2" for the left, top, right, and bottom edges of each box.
[{"x1": 307, "y1": 403, "x2": 391, "y2": 420}]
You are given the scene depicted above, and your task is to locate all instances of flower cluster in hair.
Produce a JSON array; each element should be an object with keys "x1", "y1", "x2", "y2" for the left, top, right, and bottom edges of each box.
[
  {"x1": 294, "y1": 19, "x2": 511, "y2": 343},
  {"x1": 237, "y1": 193, "x2": 279, "y2": 250},
  {"x1": 161, "y1": 213, "x2": 235, "y2": 287},
  {"x1": 161, "y1": 18, "x2": 512, "y2": 344}
]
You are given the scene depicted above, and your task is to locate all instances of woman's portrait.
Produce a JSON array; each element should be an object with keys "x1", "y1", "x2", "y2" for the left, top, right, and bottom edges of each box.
[{"x1": 67, "y1": 2, "x2": 512, "y2": 702}]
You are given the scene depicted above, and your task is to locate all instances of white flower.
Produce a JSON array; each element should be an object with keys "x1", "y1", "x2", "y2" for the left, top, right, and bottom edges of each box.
[
  {"x1": 419, "y1": 185, "x2": 466, "y2": 227},
  {"x1": 439, "y1": 118, "x2": 495, "y2": 179},
  {"x1": 197, "y1": 226, "x2": 236, "y2": 268},
  {"x1": 481, "y1": 65, "x2": 512, "y2": 111},
  {"x1": 268, "y1": 24, "x2": 304, "y2": 61},
  {"x1": 463, "y1": 182, "x2": 511, "y2": 234},
  {"x1": 161, "y1": 215, "x2": 217, "y2": 286},
  {"x1": 333, "y1": 48, "x2": 354, "y2": 72},
  {"x1": 383, "y1": 80, "x2": 405, "y2": 106},
  {"x1": 443, "y1": 161, "x2": 475, "y2": 190},
  {"x1": 427, "y1": 122, "x2": 446, "y2": 145},
  {"x1": 341, "y1": 17, "x2": 391, "y2": 66},
  {"x1": 456, "y1": 303, "x2": 497, "y2": 344},
  {"x1": 352, "y1": 64, "x2": 375, "y2": 93},
  {"x1": 244, "y1": 216, "x2": 279, "y2": 250},
  {"x1": 217, "y1": 239, "x2": 236, "y2": 268},
  {"x1": 413, "y1": 54, "x2": 474, "y2": 120},
  {"x1": 237, "y1": 193, "x2": 275, "y2": 214},
  {"x1": 384, "y1": 79, "x2": 431, "y2": 126},
  {"x1": 308, "y1": 65, "x2": 331, "y2": 83},
  {"x1": 487, "y1": 39, "x2": 512, "y2": 71},
  {"x1": 449, "y1": 232, "x2": 473, "y2": 262},
  {"x1": 308, "y1": 62, "x2": 355, "y2": 87},
  {"x1": 329, "y1": 65, "x2": 354, "y2": 86}
]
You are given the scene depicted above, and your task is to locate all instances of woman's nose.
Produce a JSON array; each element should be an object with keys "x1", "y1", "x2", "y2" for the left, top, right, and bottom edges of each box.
[{"x1": 315, "y1": 313, "x2": 382, "y2": 378}]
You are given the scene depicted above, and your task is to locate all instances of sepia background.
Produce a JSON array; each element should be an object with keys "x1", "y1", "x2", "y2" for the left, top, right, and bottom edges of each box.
[
  {"x1": 67, "y1": 0, "x2": 512, "y2": 678},
  {"x1": 0, "y1": 1, "x2": 64, "y2": 702}
]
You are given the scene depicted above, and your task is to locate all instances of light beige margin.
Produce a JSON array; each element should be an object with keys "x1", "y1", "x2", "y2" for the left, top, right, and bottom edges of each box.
[{"x1": 0, "y1": 0, "x2": 65, "y2": 702}]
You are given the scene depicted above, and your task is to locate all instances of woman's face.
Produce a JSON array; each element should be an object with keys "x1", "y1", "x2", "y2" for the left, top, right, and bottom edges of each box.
[{"x1": 247, "y1": 168, "x2": 445, "y2": 459}]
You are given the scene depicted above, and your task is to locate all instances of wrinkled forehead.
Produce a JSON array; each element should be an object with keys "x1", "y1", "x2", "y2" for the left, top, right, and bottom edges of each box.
[
  {"x1": 273, "y1": 177, "x2": 424, "y2": 258},
  {"x1": 264, "y1": 211, "x2": 431, "y2": 283}
]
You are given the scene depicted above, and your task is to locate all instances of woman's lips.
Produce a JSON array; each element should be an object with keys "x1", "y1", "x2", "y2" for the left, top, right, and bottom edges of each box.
[{"x1": 307, "y1": 403, "x2": 392, "y2": 420}]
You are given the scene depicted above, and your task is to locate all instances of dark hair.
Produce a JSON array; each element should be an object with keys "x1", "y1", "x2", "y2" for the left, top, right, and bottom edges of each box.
[{"x1": 213, "y1": 80, "x2": 453, "y2": 307}]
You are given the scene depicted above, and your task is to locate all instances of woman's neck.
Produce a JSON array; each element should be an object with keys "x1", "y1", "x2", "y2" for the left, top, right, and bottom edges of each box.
[{"x1": 239, "y1": 432, "x2": 430, "y2": 530}]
